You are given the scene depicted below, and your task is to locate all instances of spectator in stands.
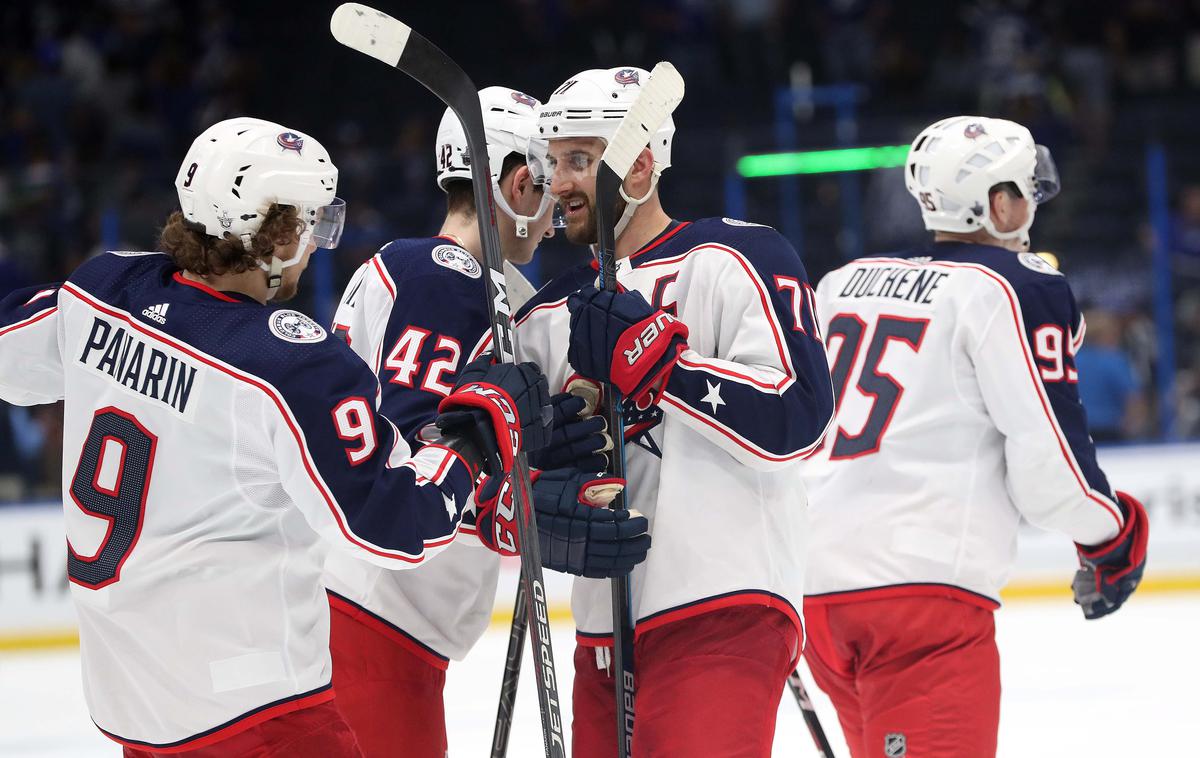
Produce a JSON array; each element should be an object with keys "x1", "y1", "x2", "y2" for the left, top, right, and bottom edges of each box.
[{"x1": 1076, "y1": 308, "x2": 1146, "y2": 442}]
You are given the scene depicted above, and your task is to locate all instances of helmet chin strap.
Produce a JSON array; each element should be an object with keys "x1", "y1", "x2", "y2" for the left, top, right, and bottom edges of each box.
[
  {"x1": 256, "y1": 230, "x2": 313, "y2": 300},
  {"x1": 493, "y1": 177, "x2": 556, "y2": 239},
  {"x1": 613, "y1": 168, "x2": 662, "y2": 241}
]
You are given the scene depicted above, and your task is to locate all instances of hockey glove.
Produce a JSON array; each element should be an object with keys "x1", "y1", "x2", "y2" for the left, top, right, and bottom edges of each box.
[
  {"x1": 528, "y1": 389, "x2": 612, "y2": 472},
  {"x1": 1073, "y1": 491, "x2": 1149, "y2": 620},
  {"x1": 473, "y1": 473, "x2": 524, "y2": 556},
  {"x1": 534, "y1": 468, "x2": 650, "y2": 578},
  {"x1": 567, "y1": 284, "x2": 688, "y2": 408},
  {"x1": 436, "y1": 357, "x2": 553, "y2": 482}
]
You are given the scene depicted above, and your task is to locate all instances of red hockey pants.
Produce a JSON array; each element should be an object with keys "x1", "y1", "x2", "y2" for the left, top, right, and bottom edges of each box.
[
  {"x1": 572, "y1": 605, "x2": 798, "y2": 758},
  {"x1": 328, "y1": 602, "x2": 448, "y2": 758},
  {"x1": 803, "y1": 595, "x2": 1001, "y2": 758}
]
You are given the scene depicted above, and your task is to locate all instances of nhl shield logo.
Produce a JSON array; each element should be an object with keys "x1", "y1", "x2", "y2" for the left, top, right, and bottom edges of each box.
[
  {"x1": 884, "y1": 733, "x2": 907, "y2": 757},
  {"x1": 963, "y1": 122, "x2": 987, "y2": 140},
  {"x1": 510, "y1": 91, "x2": 537, "y2": 107}
]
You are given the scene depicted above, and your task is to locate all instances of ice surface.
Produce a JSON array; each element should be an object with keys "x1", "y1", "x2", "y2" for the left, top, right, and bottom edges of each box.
[{"x1": 1, "y1": 594, "x2": 1194, "y2": 757}]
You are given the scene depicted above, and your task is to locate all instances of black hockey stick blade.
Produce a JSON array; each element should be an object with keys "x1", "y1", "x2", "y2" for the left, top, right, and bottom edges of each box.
[
  {"x1": 331, "y1": 6, "x2": 566, "y2": 757},
  {"x1": 788, "y1": 668, "x2": 836, "y2": 757},
  {"x1": 590, "y1": 61, "x2": 685, "y2": 758}
]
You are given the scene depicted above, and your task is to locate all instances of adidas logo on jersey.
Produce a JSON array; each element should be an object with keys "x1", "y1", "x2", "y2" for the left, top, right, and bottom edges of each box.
[{"x1": 141, "y1": 303, "x2": 170, "y2": 324}]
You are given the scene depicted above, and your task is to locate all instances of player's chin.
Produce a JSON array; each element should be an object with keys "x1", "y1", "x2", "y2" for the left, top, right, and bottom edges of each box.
[{"x1": 564, "y1": 216, "x2": 597, "y2": 246}]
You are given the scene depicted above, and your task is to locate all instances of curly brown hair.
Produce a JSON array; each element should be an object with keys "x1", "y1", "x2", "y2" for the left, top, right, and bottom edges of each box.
[{"x1": 158, "y1": 204, "x2": 305, "y2": 276}]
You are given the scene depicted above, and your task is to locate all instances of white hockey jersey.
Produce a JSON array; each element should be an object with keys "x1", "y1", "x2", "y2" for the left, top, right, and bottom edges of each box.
[
  {"x1": 322, "y1": 238, "x2": 529, "y2": 665},
  {"x1": 496, "y1": 218, "x2": 834, "y2": 651},
  {"x1": 803, "y1": 242, "x2": 1125, "y2": 609},
  {"x1": 0, "y1": 252, "x2": 478, "y2": 750}
]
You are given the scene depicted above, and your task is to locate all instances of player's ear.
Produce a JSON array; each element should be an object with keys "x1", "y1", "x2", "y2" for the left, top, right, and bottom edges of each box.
[
  {"x1": 988, "y1": 187, "x2": 1008, "y2": 227},
  {"x1": 624, "y1": 147, "x2": 655, "y2": 193},
  {"x1": 506, "y1": 165, "x2": 533, "y2": 202}
]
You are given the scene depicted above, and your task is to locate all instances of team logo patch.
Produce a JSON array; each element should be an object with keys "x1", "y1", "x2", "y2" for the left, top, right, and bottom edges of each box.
[
  {"x1": 721, "y1": 217, "x2": 770, "y2": 228},
  {"x1": 1018, "y1": 251, "x2": 1063, "y2": 276},
  {"x1": 963, "y1": 122, "x2": 987, "y2": 140},
  {"x1": 614, "y1": 68, "x2": 640, "y2": 86},
  {"x1": 511, "y1": 91, "x2": 537, "y2": 107},
  {"x1": 269, "y1": 310, "x2": 326, "y2": 343},
  {"x1": 432, "y1": 244, "x2": 482, "y2": 279},
  {"x1": 277, "y1": 132, "x2": 304, "y2": 153},
  {"x1": 884, "y1": 733, "x2": 907, "y2": 757},
  {"x1": 217, "y1": 208, "x2": 234, "y2": 229}
]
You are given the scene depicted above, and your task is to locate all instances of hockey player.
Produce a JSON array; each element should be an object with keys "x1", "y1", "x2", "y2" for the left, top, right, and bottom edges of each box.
[
  {"x1": 500, "y1": 67, "x2": 835, "y2": 757},
  {"x1": 0, "y1": 117, "x2": 554, "y2": 758},
  {"x1": 801, "y1": 116, "x2": 1149, "y2": 758},
  {"x1": 324, "y1": 88, "x2": 650, "y2": 757}
]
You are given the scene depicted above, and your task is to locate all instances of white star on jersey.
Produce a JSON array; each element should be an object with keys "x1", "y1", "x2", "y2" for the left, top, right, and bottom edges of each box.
[{"x1": 701, "y1": 380, "x2": 725, "y2": 415}]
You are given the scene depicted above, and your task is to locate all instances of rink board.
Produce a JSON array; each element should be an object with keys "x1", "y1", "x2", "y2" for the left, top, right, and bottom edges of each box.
[{"x1": 2, "y1": 443, "x2": 1198, "y2": 648}]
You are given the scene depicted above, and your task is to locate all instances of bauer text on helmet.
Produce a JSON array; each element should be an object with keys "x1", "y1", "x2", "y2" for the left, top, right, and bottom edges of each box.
[{"x1": 904, "y1": 116, "x2": 1059, "y2": 242}]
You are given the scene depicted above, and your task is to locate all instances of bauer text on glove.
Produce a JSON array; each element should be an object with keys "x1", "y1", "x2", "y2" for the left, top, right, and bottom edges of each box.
[{"x1": 566, "y1": 285, "x2": 688, "y2": 407}]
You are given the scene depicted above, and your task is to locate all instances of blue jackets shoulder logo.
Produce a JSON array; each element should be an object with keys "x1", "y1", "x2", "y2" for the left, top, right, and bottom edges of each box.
[
  {"x1": 269, "y1": 310, "x2": 326, "y2": 343},
  {"x1": 432, "y1": 245, "x2": 482, "y2": 279}
]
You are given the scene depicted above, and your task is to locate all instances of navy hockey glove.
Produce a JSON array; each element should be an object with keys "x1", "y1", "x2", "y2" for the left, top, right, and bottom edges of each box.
[
  {"x1": 436, "y1": 357, "x2": 552, "y2": 482},
  {"x1": 534, "y1": 468, "x2": 650, "y2": 579},
  {"x1": 528, "y1": 388, "x2": 612, "y2": 472},
  {"x1": 1073, "y1": 491, "x2": 1149, "y2": 620},
  {"x1": 567, "y1": 285, "x2": 688, "y2": 407}
]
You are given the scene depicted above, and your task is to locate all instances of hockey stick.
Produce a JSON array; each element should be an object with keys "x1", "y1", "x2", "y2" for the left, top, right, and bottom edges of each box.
[
  {"x1": 490, "y1": 574, "x2": 527, "y2": 756},
  {"x1": 592, "y1": 62, "x2": 685, "y2": 757},
  {"x1": 787, "y1": 668, "x2": 836, "y2": 757},
  {"x1": 329, "y1": 6, "x2": 566, "y2": 757}
]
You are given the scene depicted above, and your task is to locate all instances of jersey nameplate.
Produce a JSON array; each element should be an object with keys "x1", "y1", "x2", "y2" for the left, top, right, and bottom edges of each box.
[
  {"x1": 1018, "y1": 252, "x2": 1063, "y2": 276},
  {"x1": 77, "y1": 316, "x2": 202, "y2": 420},
  {"x1": 431, "y1": 244, "x2": 482, "y2": 279},
  {"x1": 269, "y1": 310, "x2": 326, "y2": 343},
  {"x1": 838, "y1": 265, "x2": 949, "y2": 306}
]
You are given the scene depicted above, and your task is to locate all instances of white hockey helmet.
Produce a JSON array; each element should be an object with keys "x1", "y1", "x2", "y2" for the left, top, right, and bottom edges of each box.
[
  {"x1": 905, "y1": 116, "x2": 1059, "y2": 241},
  {"x1": 531, "y1": 67, "x2": 676, "y2": 239},
  {"x1": 435, "y1": 87, "x2": 556, "y2": 238},
  {"x1": 174, "y1": 117, "x2": 345, "y2": 252}
]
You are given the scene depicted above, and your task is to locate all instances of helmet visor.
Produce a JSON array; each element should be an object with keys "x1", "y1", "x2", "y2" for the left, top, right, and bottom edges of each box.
[
  {"x1": 527, "y1": 136, "x2": 609, "y2": 193},
  {"x1": 310, "y1": 198, "x2": 346, "y2": 249},
  {"x1": 1032, "y1": 145, "x2": 1059, "y2": 205}
]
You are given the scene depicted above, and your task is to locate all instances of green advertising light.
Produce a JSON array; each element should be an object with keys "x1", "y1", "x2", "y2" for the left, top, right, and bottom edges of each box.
[{"x1": 736, "y1": 145, "x2": 910, "y2": 178}]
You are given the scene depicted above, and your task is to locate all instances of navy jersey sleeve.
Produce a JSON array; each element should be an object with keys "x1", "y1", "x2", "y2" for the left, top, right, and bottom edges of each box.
[
  {"x1": 0, "y1": 283, "x2": 64, "y2": 405},
  {"x1": 263, "y1": 334, "x2": 477, "y2": 567},
  {"x1": 970, "y1": 259, "x2": 1123, "y2": 544},
  {"x1": 660, "y1": 227, "x2": 835, "y2": 470}
]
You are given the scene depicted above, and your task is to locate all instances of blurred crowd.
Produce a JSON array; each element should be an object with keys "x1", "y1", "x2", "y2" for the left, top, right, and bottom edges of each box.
[{"x1": 1, "y1": 0, "x2": 1198, "y2": 500}]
